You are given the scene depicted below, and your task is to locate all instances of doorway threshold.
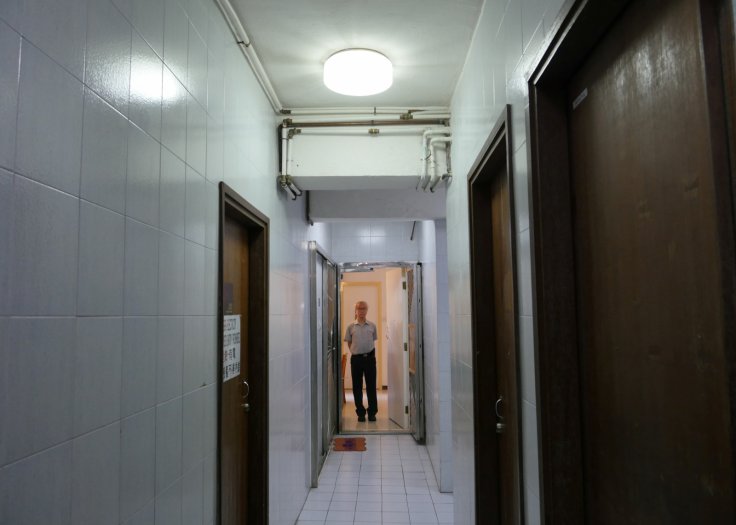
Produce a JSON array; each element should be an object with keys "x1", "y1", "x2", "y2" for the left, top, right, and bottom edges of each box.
[{"x1": 340, "y1": 429, "x2": 413, "y2": 436}]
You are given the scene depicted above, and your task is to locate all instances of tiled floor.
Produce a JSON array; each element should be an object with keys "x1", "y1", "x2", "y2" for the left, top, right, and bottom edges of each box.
[{"x1": 297, "y1": 434, "x2": 453, "y2": 524}]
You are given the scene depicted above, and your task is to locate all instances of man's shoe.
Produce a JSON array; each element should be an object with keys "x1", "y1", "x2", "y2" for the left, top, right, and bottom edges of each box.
[
  {"x1": 368, "y1": 414, "x2": 376, "y2": 422},
  {"x1": 357, "y1": 415, "x2": 366, "y2": 422}
]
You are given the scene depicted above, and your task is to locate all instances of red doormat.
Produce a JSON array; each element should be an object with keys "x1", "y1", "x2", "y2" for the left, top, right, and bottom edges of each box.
[{"x1": 333, "y1": 437, "x2": 366, "y2": 451}]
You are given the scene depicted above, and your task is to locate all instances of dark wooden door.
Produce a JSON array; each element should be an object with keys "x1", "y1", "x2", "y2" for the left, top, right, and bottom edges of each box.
[
  {"x1": 469, "y1": 108, "x2": 522, "y2": 525},
  {"x1": 221, "y1": 214, "x2": 250, "y2": 524},
  {"x1": 568, "y1": 0, "x2": 735, "y2": 521},
  {"x1": 218, "y1": 183, "x2": 269, "y2": 524},
  {"x1": 489, "y1": 159, "x2": 520, "y2": 525}
]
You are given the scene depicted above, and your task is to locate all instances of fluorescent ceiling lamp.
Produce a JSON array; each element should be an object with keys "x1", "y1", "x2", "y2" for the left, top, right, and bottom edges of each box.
[{"x1": 323, "y1": 49, "x2": 393, "y2": 96}]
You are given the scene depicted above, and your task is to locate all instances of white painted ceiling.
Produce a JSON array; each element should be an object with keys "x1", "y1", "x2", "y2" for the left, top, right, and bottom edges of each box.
[{"x1": 229, "y1": 0, "x2": 484, "y2": 109}]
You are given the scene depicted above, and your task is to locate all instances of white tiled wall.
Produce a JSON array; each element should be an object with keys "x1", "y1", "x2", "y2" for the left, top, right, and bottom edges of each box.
[
  {"x1": 447, "y1": 0, "x2": 567, "y2": 523},
  {"x1": 417, "y1": 220, "x2": 453, "y2": 493},
  {"x1": 329, "y1": 221, "x2": 419, "y2": 264},
  {"x1": 0, "y1": 1, "x2": 323, "y2": 524}
]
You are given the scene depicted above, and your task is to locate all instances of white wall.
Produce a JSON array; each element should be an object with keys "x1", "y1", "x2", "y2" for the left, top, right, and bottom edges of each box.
[
  {"x1": 308, "y1": 222, "x2": 332, "y2": 252},
  {"x1": 417, "y1": 219, "x2": 453, "y2": 493},
  {"x1": 291, "y1": 132, "x2": 428, "y2": 185},
  {"x1": 329, "y1": 221, "x2": 419, "y2": 263},
  {"x1": 447, "y1": 0, "x2": 567, "y2": 523},
  {"x1": 289, "y1": 130, "x2": 449, "y2": 192},
  {"x1": 309, "y1": 189, "x2": 446, "y2": 221},
  {"x1": 0, "y1": 1, "x2": 323, "y2": 524}
]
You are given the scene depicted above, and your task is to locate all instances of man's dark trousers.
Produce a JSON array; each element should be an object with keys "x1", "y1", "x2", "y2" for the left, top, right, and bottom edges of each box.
[{"x1": 350, "y1": 350, "x2": 377, "y2": 417}]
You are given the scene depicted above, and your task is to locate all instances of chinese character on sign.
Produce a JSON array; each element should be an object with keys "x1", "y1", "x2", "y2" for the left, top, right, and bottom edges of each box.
[{"x1": 223, "y1": 315, "x2": 241, "y2": 382}]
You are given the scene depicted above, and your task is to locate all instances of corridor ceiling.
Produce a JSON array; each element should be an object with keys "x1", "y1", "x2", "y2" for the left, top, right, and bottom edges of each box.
[{"x1": 228, "y1": 0, "x2": 484, "y2": 109}]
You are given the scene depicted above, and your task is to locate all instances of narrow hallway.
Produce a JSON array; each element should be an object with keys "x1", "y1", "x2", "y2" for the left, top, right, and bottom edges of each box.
[{"x1": 297, "y1": 435, "x2": 453, "y2": 524}]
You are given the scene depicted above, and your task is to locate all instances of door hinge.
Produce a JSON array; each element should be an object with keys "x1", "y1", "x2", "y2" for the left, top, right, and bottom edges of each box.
[
  {"x1": 405, "y1": 405, "x2": 409, "y2": 414},
  {"x1": 404, "y1": 342, "x2": 408, "y2": 352},
  {"x1": 402, "y1": 281, "x2": 406, "y2": 290}
]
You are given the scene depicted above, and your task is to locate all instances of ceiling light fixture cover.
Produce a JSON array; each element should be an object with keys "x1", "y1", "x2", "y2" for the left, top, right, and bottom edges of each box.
[{"x1": 323, "y1": 49, "x2": 393, "y2": 96}]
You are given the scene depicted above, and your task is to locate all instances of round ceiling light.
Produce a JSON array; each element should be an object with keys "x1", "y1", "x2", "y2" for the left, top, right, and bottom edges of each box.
[{"x1": 323, "y1": 49, "x2": 393, "y2": 96}]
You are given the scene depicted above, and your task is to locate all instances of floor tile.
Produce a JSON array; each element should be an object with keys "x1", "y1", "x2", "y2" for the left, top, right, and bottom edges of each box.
[{"x1": 297, "y1": 435, "x2": 454, "y2": 524}]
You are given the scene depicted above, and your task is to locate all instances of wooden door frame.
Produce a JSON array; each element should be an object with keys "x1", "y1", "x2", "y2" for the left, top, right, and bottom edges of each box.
[
  {"x1": 217, "y1": 182, "x2": 269, "y2": 523},
  {"x1": 468, "y1": 105, "x2": 523, "y2": 524},
  {"x1": 527, "y1": 1, "x2": 736, "y2": 523}
]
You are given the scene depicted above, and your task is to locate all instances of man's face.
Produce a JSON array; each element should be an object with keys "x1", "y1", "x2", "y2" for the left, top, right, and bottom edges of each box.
[{"x1": 355, "y1": 303, "x2": 368, "y2": 321}]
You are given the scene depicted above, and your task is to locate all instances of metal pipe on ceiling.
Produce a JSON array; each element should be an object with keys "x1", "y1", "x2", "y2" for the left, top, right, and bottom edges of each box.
[
  {"x1": 214, "y1": 0, "x2": 283, "y2": 113},
  {"x1": 419, "y1": 129, "x2": 451, "y2": 190},
  {"x1": 281, "y1": 121, "x2": 451, "y2": 193},
  {"x1": 293, "y1": 127, "x2": 445, "y2": 136},
  {"x1": 282, "y1": 118, "x2": 449, "y2": 128},
  {"x1": 280, "y1": 125, "x2": 289, "y2": 175},
  {"x1": 283, "y1": 107, "x2": 451, "y2": 117},
  {"x1": 341, "y1": 261, "x2": 418, "y2": 272},
  {"x1": 278, "y1": 175, "x2": 302, "y2": 200},
  {"x1": 427, "y1": 137, "x2": 452, "y2": 192},
  {"x1": 276, "y1": 114, "x2": 450, "y2": 125},
  {"x1": 279, "y1": 177, "x2": 298, "y2": 200},
  {"x1": 430, "y1": 173, "x2": 452, "y2": 192},
  {"x1": 278, "y1": 126, "x2": 305, "y2": 199}
]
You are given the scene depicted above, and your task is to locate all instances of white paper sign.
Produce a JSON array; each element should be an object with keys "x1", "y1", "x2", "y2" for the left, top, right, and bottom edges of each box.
[{"x1": 223, "y1": 315, "x2": 241, "y2": 382}]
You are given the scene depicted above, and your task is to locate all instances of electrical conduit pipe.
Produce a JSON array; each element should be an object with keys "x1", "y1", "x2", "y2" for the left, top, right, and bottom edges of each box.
[
  {"x1": 420, "y1": 129, "x2": 450, "y2": 190},
  {"x1": 429, "y1": 141, "x2": 452, "y2": 192}
]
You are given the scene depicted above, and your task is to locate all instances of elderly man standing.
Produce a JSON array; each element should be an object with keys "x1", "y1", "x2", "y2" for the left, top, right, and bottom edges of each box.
[{"x1": 344, "y1": 300, "x2": 378, "y2": 422}]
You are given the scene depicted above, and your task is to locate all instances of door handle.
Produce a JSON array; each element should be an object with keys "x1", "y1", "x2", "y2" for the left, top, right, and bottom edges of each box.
[
  {"x1": 495, "y1": 396, "x2": 505, "y2": 434},
  {"x1": 242, "y1": 380, "x2": 251, "y2": 412}
]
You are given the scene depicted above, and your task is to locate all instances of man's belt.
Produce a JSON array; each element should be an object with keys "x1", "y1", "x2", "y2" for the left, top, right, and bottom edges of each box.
[{"x1": 352, "y1": 349, "x2": 375, "y2": 358}]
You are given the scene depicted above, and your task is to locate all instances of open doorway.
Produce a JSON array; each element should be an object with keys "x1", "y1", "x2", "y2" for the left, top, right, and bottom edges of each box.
[{"x1": 339, "y1": 262, "x2": 425, "y2": 440}]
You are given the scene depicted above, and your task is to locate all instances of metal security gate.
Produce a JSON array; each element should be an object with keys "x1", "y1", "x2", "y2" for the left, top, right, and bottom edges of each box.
[{"x1": 309, "y1": 241, "x2": 339, "y2": 486}]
